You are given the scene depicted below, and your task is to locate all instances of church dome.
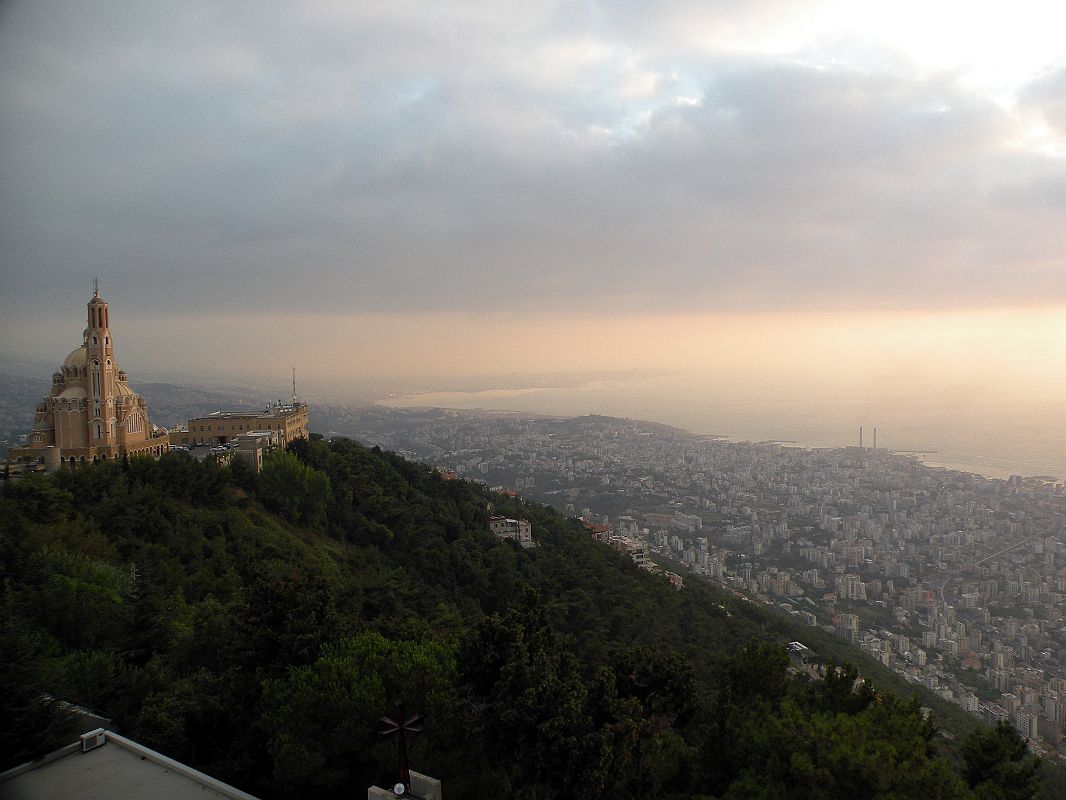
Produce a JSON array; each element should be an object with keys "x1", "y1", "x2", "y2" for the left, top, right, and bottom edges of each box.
[
  {"x1": 63, "y1": 345, "x2": 87, "y2": 368},
  {"x1": 58, "y1": 386, "x2": 87, "y2": 399}
]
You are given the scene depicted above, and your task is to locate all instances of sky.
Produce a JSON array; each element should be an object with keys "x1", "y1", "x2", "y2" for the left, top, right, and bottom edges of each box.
[{"x1": 1, "y1": 1, "x2": 1065, "y2": 385}]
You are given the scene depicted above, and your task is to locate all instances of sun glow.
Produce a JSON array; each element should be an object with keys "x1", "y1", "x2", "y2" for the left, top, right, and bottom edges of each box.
[{"x1": 61, "y1": 306, "x2": 1060, "y2": 399}]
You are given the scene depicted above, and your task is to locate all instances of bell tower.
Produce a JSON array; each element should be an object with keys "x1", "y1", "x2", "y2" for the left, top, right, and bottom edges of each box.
[{"x1": 85, "y1": 280, "x2": 117, "y2": 448}]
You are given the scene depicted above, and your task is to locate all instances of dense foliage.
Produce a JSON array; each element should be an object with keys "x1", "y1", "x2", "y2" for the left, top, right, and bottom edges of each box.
[{"x1": 0, "y1": 437, "x2": 1045, "y2": 799}]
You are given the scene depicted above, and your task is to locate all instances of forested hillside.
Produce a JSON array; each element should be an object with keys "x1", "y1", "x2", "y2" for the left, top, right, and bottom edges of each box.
[{"x1": 0, "y1": 438, "x2": 1046, "y2": 799}]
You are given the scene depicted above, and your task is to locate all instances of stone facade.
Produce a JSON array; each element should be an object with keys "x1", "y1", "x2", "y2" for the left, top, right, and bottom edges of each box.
[{"x1": 170, "y1": 404, "x2": 309, "y2": 447}]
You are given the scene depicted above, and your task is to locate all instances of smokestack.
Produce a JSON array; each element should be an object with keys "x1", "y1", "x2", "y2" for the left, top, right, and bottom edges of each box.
[
  {"x1": 859, "y1": 427, "x2": 863, "y2": 449},
  {"x1": 873, "y1": 428, "x2": 877, "y2": 451}
]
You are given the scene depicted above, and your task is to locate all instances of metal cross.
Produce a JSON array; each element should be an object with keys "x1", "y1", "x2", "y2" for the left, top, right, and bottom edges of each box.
[{"x1": 379, "y1": 701, "x2": 423, "y2": 796}]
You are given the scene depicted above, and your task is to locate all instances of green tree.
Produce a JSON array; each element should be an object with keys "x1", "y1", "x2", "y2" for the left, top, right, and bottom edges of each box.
[
  {"x1": 615, "y1": 643, "x2": 702, "y2": 727},
  {"x1": 724, "y1": 696, "x2": 970, "y2": 800},
  {"x1": 809, "y1": 662, "x2": 877, "y2": 715},
  {"x1": 721, "y1": 639, "x2": 791, "y2": 710},
  {"x1": 3, "y1": 472, "x2": 72, "y2": 523},
  {"x1": 961, "y1": 721, "x2": 1040, "y2": 800},
  {"x1": 0, "y1": 605, "x2": 78, "y2": 770},
  {"x1": 261, "y1": 632, "x2": 456, "y2": 799},
  {"x1": 258, "y1": 450, "x2": 331, "y2": 527},
  {"x1": 458, "y1": 607, "x2": 641, "y2": 799}
]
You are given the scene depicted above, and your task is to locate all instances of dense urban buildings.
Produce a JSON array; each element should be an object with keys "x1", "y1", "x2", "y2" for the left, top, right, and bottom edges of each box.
[{"x1": 6, "y1": 288, "x2": 169, "y2": 471}]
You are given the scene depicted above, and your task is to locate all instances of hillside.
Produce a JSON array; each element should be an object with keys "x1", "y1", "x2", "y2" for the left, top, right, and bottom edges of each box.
[{"x1": 0, "y1": 438, "x2": 1047, "y2": 799}]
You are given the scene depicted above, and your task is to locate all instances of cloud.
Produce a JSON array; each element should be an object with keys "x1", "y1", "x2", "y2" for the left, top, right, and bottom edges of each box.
[
  {"x1": 1020, "y1": 66, "x2": 1066, "y2": 135},
  {"x1": 1, "y1": 1, "x2": 1064, "y2": 323}
]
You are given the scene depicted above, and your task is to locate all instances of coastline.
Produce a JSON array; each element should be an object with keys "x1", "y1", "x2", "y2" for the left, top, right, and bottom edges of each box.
[{"x1": 376, "y1": 381, "x2": 1065, "y2": 485}]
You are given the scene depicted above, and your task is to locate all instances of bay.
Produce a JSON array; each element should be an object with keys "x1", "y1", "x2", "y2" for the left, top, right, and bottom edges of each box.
[{"x1": 379, "y1": 372, "x2": 1066, "y2": 482}]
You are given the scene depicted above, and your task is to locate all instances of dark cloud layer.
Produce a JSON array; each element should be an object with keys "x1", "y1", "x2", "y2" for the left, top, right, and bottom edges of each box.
[{"x1": 1, "y1": 1, "x2": 1064, "y2": 318}]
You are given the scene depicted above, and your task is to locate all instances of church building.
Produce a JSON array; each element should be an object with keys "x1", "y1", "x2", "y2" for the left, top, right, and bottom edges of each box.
[{"x1": 8, "y1": 287, "x2": 170, "y2": 471}]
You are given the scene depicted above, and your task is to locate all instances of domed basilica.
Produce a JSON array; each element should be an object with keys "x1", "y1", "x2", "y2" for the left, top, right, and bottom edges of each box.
[{"x1": 9, "y1": 287, "x2": 169, "y2": 470}]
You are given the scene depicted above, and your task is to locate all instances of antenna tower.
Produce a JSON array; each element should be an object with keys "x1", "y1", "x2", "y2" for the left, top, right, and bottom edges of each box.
[{"x1": 292, "y1": 366, "x2": 297, "y2": 405}]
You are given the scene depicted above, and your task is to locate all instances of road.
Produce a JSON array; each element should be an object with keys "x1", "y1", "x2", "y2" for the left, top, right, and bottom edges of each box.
[{"x1": 938, "y1": 537, "x2": 1034, "y2": 604}]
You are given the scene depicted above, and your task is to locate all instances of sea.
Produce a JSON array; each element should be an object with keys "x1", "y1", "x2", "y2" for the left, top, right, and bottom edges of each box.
[{"x1": 379, "y1": 372, "x2": 1066, "y2": 482}]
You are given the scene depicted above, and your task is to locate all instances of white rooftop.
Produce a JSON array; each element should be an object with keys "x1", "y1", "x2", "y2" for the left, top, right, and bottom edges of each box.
[{"x1": 0, "y1": 729, "x2": 260, "y2": 800}]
